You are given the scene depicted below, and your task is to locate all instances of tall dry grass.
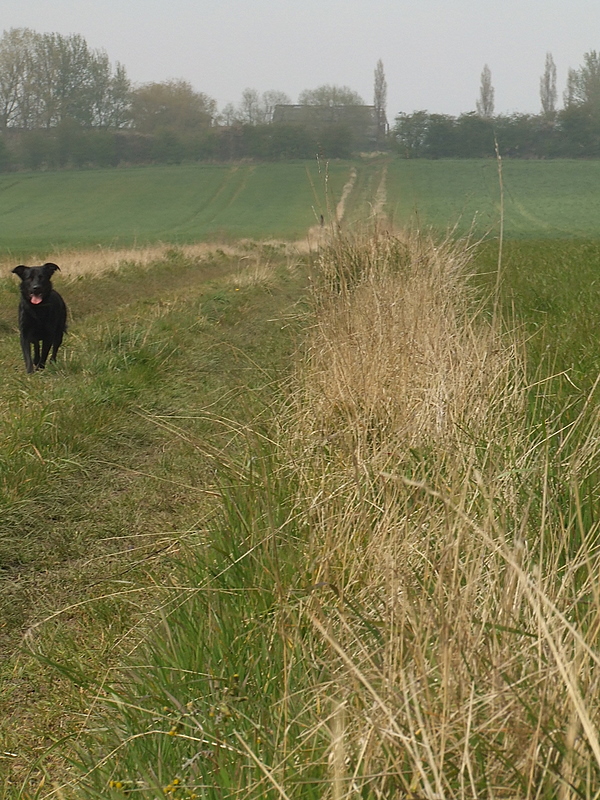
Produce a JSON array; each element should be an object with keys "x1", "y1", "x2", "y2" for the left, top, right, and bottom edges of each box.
[
  {"x1": 0, "y1": 239, "x2": 299, "y2": 278},
  {"x1": 280, "y1": 228, "x2": 600, "y2": 798}
]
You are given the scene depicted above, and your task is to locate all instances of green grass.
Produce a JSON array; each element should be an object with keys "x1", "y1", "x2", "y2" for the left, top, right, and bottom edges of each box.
[
  {"x1": 0, "y1": 244, "x2": 309, "y2": 792},
  {"x1": 67, "y1": 440, "x2": 324, "y2": 799},
  {"x1": 4, "y1": 159, "x2": 600, "y2": 258},
  {"x1": 0, "y1": 162, "x2": 350, "y2": 255},
  {"x1": 473, "y1": 238, "x2": 600, "y2": 391},
  {"x1": 385, "y1": 158, "x2": 600, "y2": 238}
]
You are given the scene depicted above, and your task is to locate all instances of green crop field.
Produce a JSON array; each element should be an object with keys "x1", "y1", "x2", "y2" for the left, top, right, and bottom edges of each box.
[
  {"x1": 383, "y1": 158, "x2": 600, "y2": 238},
  {"x1": 0, "y1": 161, "x2": 350, "y2": 255},
  {"x1": 2, "y1": 158, "x2": 600, "y2": 258},
  {"x1": 320, "y1": 157, "x2": 600, "y2": 239}
]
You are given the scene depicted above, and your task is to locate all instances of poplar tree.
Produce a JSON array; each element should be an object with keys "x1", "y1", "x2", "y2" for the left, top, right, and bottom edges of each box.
[
  {"x1": 476, "y1": 64, "x2": 495, "y2": 118},
  {"x1": 563, "y1": 68, "x2": 578, "y2": 108},
  {"x1": 576, "y1": 51, "x2": 600, "y2": 109},
  {"x1": 540, "y1": 52, "x2": 557, "y2": 118},
  {"x1": 373, "y1": 59, "x2": 387, "y2": 129}
]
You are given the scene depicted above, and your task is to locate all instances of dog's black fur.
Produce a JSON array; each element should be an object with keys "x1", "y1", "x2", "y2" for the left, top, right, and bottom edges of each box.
[{"x1": 12, "y1": 263, "x2": 67, "y2": 373}]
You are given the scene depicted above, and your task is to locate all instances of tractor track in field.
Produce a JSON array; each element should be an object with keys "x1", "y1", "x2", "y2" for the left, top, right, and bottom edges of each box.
[
  {"x1": 306, "y1": 166, "x2": 358, "y2": 248},
  {"x1": 371, "y1": 163, "x2": 388, "y2": 219},
  {"x1": 335, "y1": 166, "x2": 358, "y2": 222}
]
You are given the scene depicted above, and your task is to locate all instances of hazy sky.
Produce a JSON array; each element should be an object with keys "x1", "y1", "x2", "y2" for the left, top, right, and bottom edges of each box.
[{"x1": 2, "y1": 0, "x2": 599, "y2": 119}]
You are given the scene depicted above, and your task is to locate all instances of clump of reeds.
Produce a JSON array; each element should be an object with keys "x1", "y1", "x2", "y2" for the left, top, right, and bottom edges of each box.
[
  {"x1": 302, "y1": 228, "x2": 523, "y2": 461},
  {"x1": 280, "y1": 226, "x2": 600, "y2": 798}
]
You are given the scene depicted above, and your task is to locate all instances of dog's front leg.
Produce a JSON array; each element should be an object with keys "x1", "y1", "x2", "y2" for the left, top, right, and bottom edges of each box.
[
  {"x1": 38, "y1": 340, "x2": 52, "y2": 370},
  {"x1": 20, "y1": 336, "x2": 34, "y2": 373}
]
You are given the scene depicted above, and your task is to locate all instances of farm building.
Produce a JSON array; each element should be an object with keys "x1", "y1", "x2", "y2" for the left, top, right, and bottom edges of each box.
[{"x1": 272, "y1": 104, "x2": 386, "y2": 150}]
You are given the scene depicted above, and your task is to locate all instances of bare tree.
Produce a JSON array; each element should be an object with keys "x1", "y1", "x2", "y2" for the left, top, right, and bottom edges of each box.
[
  {"x1": 261, "y1": 90, "x2": 291, "y2": 122},
  {"x1": 218, "y1": 90, "x2": 291, "y2": 126},
  {"x1": 476, "y1": 64, "x2": 495, "y2": 118},
  {"x1": 565, "y1": 51, "x2": 600, "y2": 111},
  {"x1": 298, "y1": 84, "x2": 364, "y2": 106},
  {"x1": 373, "y1": 59, "x2": 387, "y2": 130},
  {"x1": 540, "y1": 52, "x2": 557, "y2": 118},
  {"x1": 239, "y1": 88, "x2": 263, "y2": 124},
  {"x1": 0, "y1": 28, "x2": 36, "y2": 128},
  {"x1": 219, "y1": 102, "x2": 238, "y2": 126}
]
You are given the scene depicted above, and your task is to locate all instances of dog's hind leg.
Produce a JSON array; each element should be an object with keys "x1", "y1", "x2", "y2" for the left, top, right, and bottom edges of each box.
[
  {"x1": 49, "y1": 341, "x2": 61, "y2": 364},
  {"x1": 33, "y1": 340, "x2": 42, "y2": 369},
  {"x1": 38, "y1": 340, "x2": 53, "y2": 370},
  {"x1": 50, "y1": 328, "x2": 65, "y2": 364}
]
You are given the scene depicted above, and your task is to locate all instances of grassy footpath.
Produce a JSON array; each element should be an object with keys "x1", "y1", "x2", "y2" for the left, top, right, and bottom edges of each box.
[{"x1": 0, "y1": 243, "x2": 309, "y2": 792}]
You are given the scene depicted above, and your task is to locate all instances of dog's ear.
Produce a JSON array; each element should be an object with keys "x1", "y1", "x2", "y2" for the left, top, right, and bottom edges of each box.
[
  {"x1": 12, "y1": 265, "x2": 27, "y2": 279},
  {"x1": 43, "y1": 262, "x2": 60, "y2": 274}
]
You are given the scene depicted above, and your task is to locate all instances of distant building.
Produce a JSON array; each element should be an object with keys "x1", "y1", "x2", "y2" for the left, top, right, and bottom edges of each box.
[{"x1": 272, "y1": 104, "x2": 387, "y2": 151}]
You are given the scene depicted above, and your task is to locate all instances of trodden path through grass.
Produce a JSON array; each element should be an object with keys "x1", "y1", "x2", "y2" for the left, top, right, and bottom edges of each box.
[{"x1": 0, "y1": 243, "x2": 309, "y2": 792}]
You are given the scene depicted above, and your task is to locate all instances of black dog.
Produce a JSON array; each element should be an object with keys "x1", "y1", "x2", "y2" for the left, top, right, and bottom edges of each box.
[{"x1": 12, "y1": 263, "x2": 67, "y2": 373}]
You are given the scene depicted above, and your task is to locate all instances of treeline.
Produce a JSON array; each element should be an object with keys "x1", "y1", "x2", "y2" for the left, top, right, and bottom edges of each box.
[
  {"x1": 395, "y1": 51, "x2": 600, "y2": 159},
  {"x1": 2, "y1": 26, "x2": 600, "y2": 169},
  {"x1": 0, "y1": 121, "x2": 354, "y2": 171},
  {"x1": 0, "y1": 28, "x2": 365, "y2": 169},
  {"x1": 0, "y1": 29, "x2": 130, "y2": 130},
  {"x1": 393, "y1": 108, "x2": 600, "y2": 159},
  {"x1": 391, "y1": 107, "x2": 600, "y2": 158}
]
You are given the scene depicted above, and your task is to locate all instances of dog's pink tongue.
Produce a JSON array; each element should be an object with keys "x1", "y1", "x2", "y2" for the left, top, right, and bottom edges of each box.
[{"x1": 30, "y1": 295, "x2": 43, "y2": 305}]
